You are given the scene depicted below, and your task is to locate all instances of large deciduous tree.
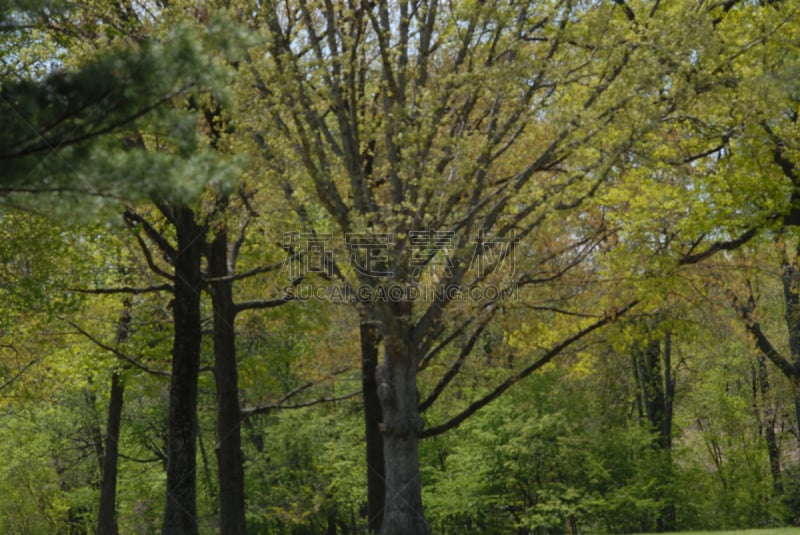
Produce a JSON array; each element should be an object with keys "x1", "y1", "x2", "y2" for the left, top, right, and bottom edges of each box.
[{"x1": 241, "y1": 1, "x2": 704, "y2": 531}]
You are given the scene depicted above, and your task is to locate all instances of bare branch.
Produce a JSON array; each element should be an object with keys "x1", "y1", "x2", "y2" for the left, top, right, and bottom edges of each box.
[
  {"x1": 240, "y1": 366, "x2": 354, "y2": 418},
  {"x1": 128, "y1": 230, "x2": 174, "y2": 281},
  {"x1": 70, "y1": 284, "x2": 172, "y2": 295},
  {"x1": 678, "y1": 228, "x2": 758, "y2": 265},
  {"x1": 123, "y1": 210, "x2": 175, "y2": 281},
  {"x1": 124, "y1": 209, "x2": 177, "y2": 262},
  {"x1": 233, "y1": 277, "x2": 301, "y2": 315},
  {"x1": 419, "y1": 309, "x2": 496, "y2": 413},
  {"x1": 67, "y1": 320, "x2": 170, "y2": 377},
  {"x1": 240, "y1": 390, "x2": 361, "y2": 419},
  {"x1": 0, "y1": 357, "x2": 40, "y2": 392},
  {"x1": 421, "y1": 300, "x2": 638, "y2": 438},
  {"x1": 727, "y1": 283, "x2": 796, "y2": 380}
]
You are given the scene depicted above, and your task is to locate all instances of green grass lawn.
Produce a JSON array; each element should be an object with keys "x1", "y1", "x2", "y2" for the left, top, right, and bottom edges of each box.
[{"x1": 633, "y1": 530, "x2": 800, "y2": 535}]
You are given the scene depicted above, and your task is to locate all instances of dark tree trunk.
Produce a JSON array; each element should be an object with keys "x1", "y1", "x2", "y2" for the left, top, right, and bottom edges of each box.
[
  {"x1": 360, "y1": 319, "x2": 385, "y2": 534},
  {"x1": 97, "y1": 371, "x2": 124, "y2": 535},
  {"x1": 783, "y1": 258, "x2": 800, "y2": 452},
  {"x1": 731, "y1": 272, "x2": 800, "y2": 456},
  {"x1": 633, "y1": 330, "x2": 675, "y2": 532},
  {"x1": 162, "y1": 205, "x2": 204, "y2": 535},
  {"x1": 793, "y1": 382, "x2": 800, "y2": 453},
  {"x1": 659, "y1": 332, "x2": 676, "y2": 531},
  {"x1": 208, "y1": 222, "x2": 248, "y2": 535},
  {"x1": 378, "y1": 331, "x2": 428, "y2": 535},
  {"x1": 636, "y1": 338, "x2": 667, "y2": 446},
  {"x1": 662, "y1": 332, "x2": 674, "y2": 451},
  {"x1": 754, "y1": 353, "x2": 783, "y2": 495},
  {"x1": 98, "y1": 299, "x2": 131, "y2": 535}
]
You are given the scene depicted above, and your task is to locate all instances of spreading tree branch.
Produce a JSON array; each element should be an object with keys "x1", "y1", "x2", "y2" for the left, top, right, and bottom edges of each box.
[
  {"x1": 70, "y1": 284, "x2": 173, "y2": 295},
  {"x1": 678, "y1": 228, "x2": 759, "y2": 265},
  {"x1": 421, "y1": 300, "x2": 638, "y2": 438},
  {"x1": 727, "y1": 282, "x2": 797, "y2": 379},
  {"x1": 68, "y1": 320, "x2": 170, "y2": 377},
  {"x1": 240, "y1": 390, "x2": 361, "y2": 418}
]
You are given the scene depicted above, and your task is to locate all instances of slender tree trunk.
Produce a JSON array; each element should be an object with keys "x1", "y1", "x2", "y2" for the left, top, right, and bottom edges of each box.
[
  {"x1": 635, "y1": 338, "x2": 667, "y2": 440},
  {"x1": 660, "y1": 332, "x2": 676, "y2": 531},
  {"x1": 98, "y1": 299, "x2": 132, "y2": 535},
  {"x1": 731, "y1": 271, "x2": 800, "y2": 458},
  {"x1": 162, "y1": 205, "x2": 204, "y2": 535},
  {"x1": 764, "y1": 411, "x2": 783, "y2": 497},
  {"x1": 98, "y1": 372, "x2": 124, "y2": 535},
  {"x1": 782, "y1": 256, "x2": 800, "y2": 452},
  {"x1": 754, "y1": 353, "x2": 783, "y2": 495},
  {"x1": 243, "y1": 416, "x2": 264, "y2": 453},
  {"x1": 361, "y1": 319, "x2": 385, "y2": 533},
  {"x1": 792, "y1": 381, "x2": 800, "y2": 454},
  {"x1": 633, "y1": 330, "x2": 675, "y2": 532},
  {"x1": 209, "y1": 222, "x2": 248, "y2": 535},
  {"x1": 662, "y1": 332, "x2": 674, "y2": 451},
  {"x1": 377, "y1": 333, "x2": 428, "y2": 535}
]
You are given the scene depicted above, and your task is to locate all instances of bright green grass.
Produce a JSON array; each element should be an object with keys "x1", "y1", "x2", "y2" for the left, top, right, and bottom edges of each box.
[{"x1": 633, "y1": 530, "x2": 800, "y2": 535}]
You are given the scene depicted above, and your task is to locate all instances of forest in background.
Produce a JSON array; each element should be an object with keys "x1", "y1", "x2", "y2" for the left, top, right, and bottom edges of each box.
[{"x1": 2, "y1": 0, "x2": 800, "y2": 533}]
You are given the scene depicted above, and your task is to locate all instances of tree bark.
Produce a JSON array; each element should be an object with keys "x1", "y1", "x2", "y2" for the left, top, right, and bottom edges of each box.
[
  {"x1": 377, "y1": 330, "x2": 428, "y2": 535},
  {"x1": 162, "y1": 205, "x2": 204, "y2": 535},
  {"x1": 730, "y1": 274, "x2": 800, "y2": 453},
  {"x1": 635, "y1": 337, "x2": 668, "y2": 445},
  {"x1": 633, "y1": 329, "x2": 675, "y2": 532},
  {"x1": 754, "y1": 353, "x2": 783, "y2": 495},
  {"x1": 783, "y1": 257, "x2": 800, "y2": 452},
  {"x1": 98, "y1": 299, "x2": 132, "y2": 535},
  {"x1": 98, "y1": 371, "x2": 124, "y2": 535},
  {"x1": 360, "y1": 319, "x2": 385, "y2": 533},
  {"x1": 208, "y1": 222, "x2": 248, "y2": 535},
  {"x1": 659, "y1": 332, "x2": 676, "y2": 532}
]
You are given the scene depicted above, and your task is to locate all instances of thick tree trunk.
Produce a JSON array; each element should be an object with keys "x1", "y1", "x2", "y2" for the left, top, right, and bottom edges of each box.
[
  {"x1": 97, "y1": 371, "x2": 124, "y2": 535},
  {"x1": 209, "y1": 225, "x2": 248, "y2": 535},
  {"x1": 377, "y1": 335, "x2": 428, "y2": 535},
  {"x1": 162, "y1": 206, "x2": 204, "y2": 535},
  {"x1": 360, "y1": 320, "x2": 385, "y2": 534}
]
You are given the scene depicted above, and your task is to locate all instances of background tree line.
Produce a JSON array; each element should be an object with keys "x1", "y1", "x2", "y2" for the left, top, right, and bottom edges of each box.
[{"x1": 1, "y1": 0, "x2": 799, "y2": 533}]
